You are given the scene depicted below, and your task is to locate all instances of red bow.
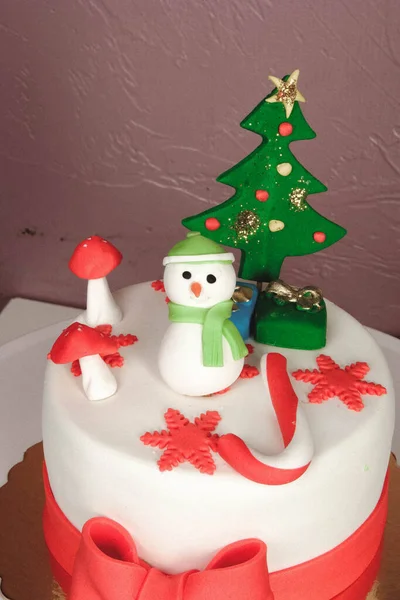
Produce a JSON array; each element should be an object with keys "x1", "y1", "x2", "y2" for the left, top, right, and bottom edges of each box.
[{"x1": 69, "y1": 517, "x2": 274, "y2": 600}]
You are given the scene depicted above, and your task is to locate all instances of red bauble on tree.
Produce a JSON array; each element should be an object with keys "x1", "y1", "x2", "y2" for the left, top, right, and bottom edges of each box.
[
  {"x1": 205, "y1": 217, "x2": 221, "y2": 231},
  {"x1": 255, "y1": 190, "x2": 269, "y2": 202},
  {"x1": 278, "y1": 122, "x2": 293, "y2": 136}
]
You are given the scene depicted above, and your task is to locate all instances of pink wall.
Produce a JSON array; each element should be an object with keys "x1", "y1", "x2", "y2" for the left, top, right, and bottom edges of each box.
[{"x1": 0, "y1": 0, "x2": 399, "y2": 334}]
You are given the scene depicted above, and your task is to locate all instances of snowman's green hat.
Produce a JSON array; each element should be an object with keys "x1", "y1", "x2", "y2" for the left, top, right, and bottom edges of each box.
[{"x1": 163, "y1": 232, "x2": 235, "y2": 266}]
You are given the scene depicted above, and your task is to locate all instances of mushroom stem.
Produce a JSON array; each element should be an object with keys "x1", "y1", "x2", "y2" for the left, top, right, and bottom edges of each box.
[
  {"x1": 79, "y1": 354, "x2": 118, "y2": 401},
  {"x1": 86, "y1": 277, "x2": 122, "y2": 327}
]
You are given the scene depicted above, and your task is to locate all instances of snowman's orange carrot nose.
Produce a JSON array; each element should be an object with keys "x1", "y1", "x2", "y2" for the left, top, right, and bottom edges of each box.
[{"x1": 190, "y1": 282, "x2": 202, "y2": 297}]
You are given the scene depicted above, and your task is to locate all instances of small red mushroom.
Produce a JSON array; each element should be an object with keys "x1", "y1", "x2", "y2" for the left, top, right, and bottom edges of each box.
[
  {"x1": 69, "y1": 236, "x2": 123, "y2": 327},
  {"x1": 50, "y1": 322, "x2": 119, "y2": 401}
]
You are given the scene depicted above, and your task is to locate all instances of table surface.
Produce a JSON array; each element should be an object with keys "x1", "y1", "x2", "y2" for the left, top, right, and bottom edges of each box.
[{"x1": 0, "y1": 297, "x2": 399, "y2": 600}]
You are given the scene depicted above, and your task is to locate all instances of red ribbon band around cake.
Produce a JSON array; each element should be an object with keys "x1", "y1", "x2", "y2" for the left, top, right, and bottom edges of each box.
[{"x1": 43, "y1": 466, "x2": 388, "y2": 600}]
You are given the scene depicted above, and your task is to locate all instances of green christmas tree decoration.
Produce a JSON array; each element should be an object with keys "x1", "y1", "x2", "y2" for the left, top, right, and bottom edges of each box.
[{"x1": 182, "y1": 70, "x2": 346, "y2": 350}]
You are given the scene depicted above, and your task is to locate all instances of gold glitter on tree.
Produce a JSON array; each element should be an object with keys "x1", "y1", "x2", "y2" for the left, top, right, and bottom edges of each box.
[
  {"x1": 233, "y1": 210, "x2": 260, "y2": 239},
  {"x1": 289, "y1": 188, "x2": 308, "y2": 211},
  {"x1": 278, "y1": 82, "x2": 297, "y2": 103}
]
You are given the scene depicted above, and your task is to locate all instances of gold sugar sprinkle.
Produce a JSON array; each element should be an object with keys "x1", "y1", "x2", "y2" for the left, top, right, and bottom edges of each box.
[
  {"x1": 277, "y1": 82, "x2": 297, "y2": 105},
  {"x1": 232, "y1": 210, "x2": 260, "y2": 239},
  {"x1": 289, "y1": 187, "x2": 308, "y2": 211}
]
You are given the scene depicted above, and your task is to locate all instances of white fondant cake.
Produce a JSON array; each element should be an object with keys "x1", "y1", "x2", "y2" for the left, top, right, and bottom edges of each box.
[{"x1": 42, "y1": 281, "x2": 395, "y2": 576}]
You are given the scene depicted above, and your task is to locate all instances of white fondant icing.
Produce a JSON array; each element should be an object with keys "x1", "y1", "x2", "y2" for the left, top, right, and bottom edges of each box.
[
  {"x1": 159, "y1": 262, "x2": 244, "y2": 396},
  {"x1": 80, "y1": 354, "x2": 117, "y2": 401},
  {"x1": 42, "y1": 282, "x2": 395, "y2": 575},
  {"x1": 85, "y1": 277, "x2": 122, "y2": 327},
  {"x1": 371, "y1": 329, "x2": 400, "y2": 466}
]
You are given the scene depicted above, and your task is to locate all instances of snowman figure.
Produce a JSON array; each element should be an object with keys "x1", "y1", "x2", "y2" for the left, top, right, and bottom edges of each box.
[{"x1": 158, "y1": 232, "x2": 248, "y2": 396}]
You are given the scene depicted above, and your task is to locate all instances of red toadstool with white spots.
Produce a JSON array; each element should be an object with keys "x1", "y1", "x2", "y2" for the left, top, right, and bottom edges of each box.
[
  {"x1": 69, "y1": 236, "x2": 123, "y2": 327},
  {"x1": 49, "y1": 322, "x2": 119, "y2": 401}
]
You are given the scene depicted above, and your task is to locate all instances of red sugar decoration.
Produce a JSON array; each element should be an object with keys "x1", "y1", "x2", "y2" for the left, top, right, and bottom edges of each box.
[
  {"x1": 50, "y1": 322, "x2": 118, "y2": 365},
  {"x1": 151, "y1": 280, "x2": 165, "y2": 293},
  {"x1": 69, "y1": 236, "x2": 122, "y2": 280},
  {"x1": 103, "y1": 352, "x2": 124, "y2": 368},
  {"x1": 278, "y1": 122, "x2": 293, "y2": 136},
  {"x1": 255, "y1": 190, "x2": 269, "y2": 202},
  {"x1": 313, "y1": 231, "x2": 326, "y2": 243},
  {"x1": 71, "y1": 360, "x2": 82, "y2": 377},
  {"x1": 292, "y1": 355, "x2": 387, "y2": 412},
  {"x1": 69, "y1": 325, "x2": 137, "y2": 377},
  {"x1": 240, "y1": 364, "x2": 260, "y2": 379},
  {"x1": 205, "y1": 217, "x2": 221, "y2": 231},
  {"x1": 110, "y1": 333, "x2": 138, "y2": 347},
  {"x1": 246, "y1": 343, "x2": 255, "y2": 355},
  {"x1": 165, "y1": 296, "x2": 171, "y2": 303},
  {"x1": 95, "y1": 324, "x2": 113, "y2": 336},
  {"x1": 141, "y1": 409, "x2": 221, "y2": 474}
]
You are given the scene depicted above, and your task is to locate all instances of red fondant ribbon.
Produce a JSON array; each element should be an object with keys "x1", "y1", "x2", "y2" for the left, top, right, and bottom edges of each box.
[
  {"x1": 218, "y1": 353, "x2": 312, "y2": 484},
  {"x1": 43, "y1": 465, "x2": 388, "y2": 600},
  {"x1": 68, "y1": 517, "x2": 274, "y2": 600},
  {"x1": 217, "y1": 434, "x2": 310, "y2": 485}
]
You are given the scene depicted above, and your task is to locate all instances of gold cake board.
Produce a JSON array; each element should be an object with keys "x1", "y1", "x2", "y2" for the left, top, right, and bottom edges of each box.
[{"x1": 0, "y1": 444, "x2": 399, "y2": 600}]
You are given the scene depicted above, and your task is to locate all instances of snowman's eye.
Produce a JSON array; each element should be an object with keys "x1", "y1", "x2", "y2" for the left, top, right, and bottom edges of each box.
[
  {"x1": 206, "y1": 274, "x2": 217, "y2": 284},
  {"x1": 182, "y1": 271, "x2": 192, "y2": 280}
]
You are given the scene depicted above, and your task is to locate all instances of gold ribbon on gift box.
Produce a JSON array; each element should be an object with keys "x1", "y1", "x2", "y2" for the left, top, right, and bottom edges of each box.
[
  {"x1": 231, "y1": 285, "x2": 254, "y2": 312},
  {"x1": 264, "y1": 280, "x2": 324, "y2": 312}
]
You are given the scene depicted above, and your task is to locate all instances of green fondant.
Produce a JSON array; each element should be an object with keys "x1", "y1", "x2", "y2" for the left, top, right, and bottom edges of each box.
[
  {"x1": 167, "y1": 232, "x2": 229, "y2": 259},
  {"x1": 182, "y1": 76, "x2": 346, "y2": 283},
  {"x1": 253, "y1": 293, "x2": 327, "y2": 350},
  {"x1": 168, "y1": 301, "x2": 248, "y2": 367}
]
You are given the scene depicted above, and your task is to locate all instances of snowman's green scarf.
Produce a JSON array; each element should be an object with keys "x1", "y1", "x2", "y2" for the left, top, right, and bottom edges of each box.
[{"x1": 168, "y1": 300, "x2": 248, "y2": 367}]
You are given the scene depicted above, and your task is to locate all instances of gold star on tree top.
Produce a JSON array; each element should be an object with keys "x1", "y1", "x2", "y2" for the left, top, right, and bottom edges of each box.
[{"x1": 265, "y1": 69, "x2": 305, "y2": 118}]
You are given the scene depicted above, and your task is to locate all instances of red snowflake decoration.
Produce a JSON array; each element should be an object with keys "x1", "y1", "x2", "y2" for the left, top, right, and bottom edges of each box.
[
  {"x1": 140, "y1": 409, "x2": 221, "y2": 474},
  {"x1": 292, "y1": 355, "x2": 387, "y2": 412},
  {"x1": 103, "y1": 352, "x2": 125, "y2": 368},
  {"x1": 245, "y1": 343, "x2": 255, "y2": 355},
  {"x1": 151, "y1": 280, "x2": 166, "y2": 293},
  {"x1": 71, "y1": 324, "x2": 138, "y2": 377},
  {"x1": 110, "y1": 333, "x2": 138, "y2": 347},
  {"x1": 240, "y1": 364, "x2": 259, "y2": 379}
]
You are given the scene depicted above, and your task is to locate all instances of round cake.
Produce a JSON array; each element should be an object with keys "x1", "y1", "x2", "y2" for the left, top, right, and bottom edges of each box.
[
  {"x1": 42, "y1": 281, "x2": 394, "y2": 600},
  {"x1": 41, "y1": 69, "x2": 395, "y2": 600}
]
